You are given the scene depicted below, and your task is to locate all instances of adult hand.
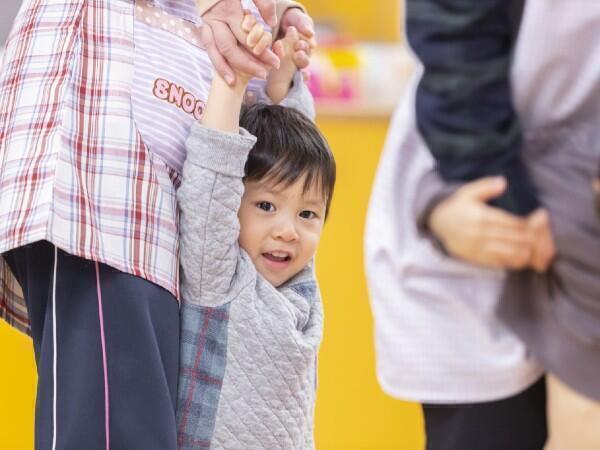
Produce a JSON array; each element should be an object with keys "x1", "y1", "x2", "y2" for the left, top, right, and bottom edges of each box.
[
  {"x1": 201, "y1": 0, "x2": 280, "y2": 85},
  {"x1": 525, "y1": 208, "x2": 555, "y2": 273},
  {"x1": 278, "y1": 7, "x2": 316, "y2": 70},
  {"x1": 429, "y1": 177, "x2": 535, "y2": 270}
]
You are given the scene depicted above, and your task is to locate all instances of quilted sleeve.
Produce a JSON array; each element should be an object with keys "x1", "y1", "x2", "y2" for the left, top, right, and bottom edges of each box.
[
  {"x1": 250, "y1": 71, "x2": 316, "y2": 121},
  {"x1": 178, "y1": 123, "x2": 257, "y2": 307}
]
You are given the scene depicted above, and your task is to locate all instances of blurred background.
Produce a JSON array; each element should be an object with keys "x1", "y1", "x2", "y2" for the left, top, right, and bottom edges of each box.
[{"x1": 0, "y1": 0, "x2": 423, "y2": 448}]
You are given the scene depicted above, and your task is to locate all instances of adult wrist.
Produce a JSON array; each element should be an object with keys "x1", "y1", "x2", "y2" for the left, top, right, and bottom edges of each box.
[{"x1": 196, "y1": 0, "x2": 222, "y2": 16}]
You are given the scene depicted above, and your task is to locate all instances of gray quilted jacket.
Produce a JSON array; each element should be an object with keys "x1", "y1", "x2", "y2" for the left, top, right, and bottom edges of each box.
[{"x1": 176, "y1": 90, "x2": 322, "y2": 448}]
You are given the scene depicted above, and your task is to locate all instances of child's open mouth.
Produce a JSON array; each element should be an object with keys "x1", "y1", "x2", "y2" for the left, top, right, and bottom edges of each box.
[
  {"x1": 263, "y1": 252, "x2": 291, "y2": 262},
  {"x1": 262, "y1": 252, "x2": 292, "y2": 266}
]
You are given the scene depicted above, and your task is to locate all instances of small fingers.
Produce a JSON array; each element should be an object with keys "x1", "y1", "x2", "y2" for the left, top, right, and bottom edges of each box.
[
  {"x1": 272, "y1": 39, "x2": 286, "y2": 59},
  {"x1": 285, "y1": 25, "x2": 300, "y2": 43},
  {"x1": 252, "y1": 32, "x2": 273, "y2": 56},
  {"x1": 246, "y1": 22, "x2": 265, "y2": 47},
  {"x1": 241, "y1": 12, "x2": 256, "y2": 33}
]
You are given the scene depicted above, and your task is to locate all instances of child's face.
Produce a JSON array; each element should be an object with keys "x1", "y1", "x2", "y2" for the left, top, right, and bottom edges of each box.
[{"x1": 238, "y1": 173, "x2": 327, "y2": 287}]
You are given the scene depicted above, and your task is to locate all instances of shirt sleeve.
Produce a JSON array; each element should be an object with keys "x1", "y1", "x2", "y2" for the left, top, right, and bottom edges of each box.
[
  {"x1": 406, "y1": 0, "x2": 538, "y2": 215},
  {"x1": 178, "y1": 123, "x2": 257, "y2": 307},
  {"x1": 249, "y1": 70, "x2": 316, "y2": 120}
]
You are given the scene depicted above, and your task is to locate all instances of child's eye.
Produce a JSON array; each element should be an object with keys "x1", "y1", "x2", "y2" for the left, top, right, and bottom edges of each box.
[
  {"x1": 257, "y1": 201, "x2": 275, "y2": 212},
  {"x1": 299, "y1": 210, "x2": 317, "y2": 220}
]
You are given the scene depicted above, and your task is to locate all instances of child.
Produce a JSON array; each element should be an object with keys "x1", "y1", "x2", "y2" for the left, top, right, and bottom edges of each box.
[{"x1": 176, "y1": 15, "x2": 335, "y2": 450}]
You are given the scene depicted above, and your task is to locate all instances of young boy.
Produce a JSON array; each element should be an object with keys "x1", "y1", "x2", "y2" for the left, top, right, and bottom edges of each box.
[{"x1": 176, "y1": 15, "x2": 335, "y2": 450}]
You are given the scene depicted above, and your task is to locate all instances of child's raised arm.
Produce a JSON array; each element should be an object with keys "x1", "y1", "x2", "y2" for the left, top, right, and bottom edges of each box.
[
  {"x1": 177, "y1": 14, "x2": 271, "y2": 307},
  {"x1": 202, "y1": 13, "x2": 273, "y2": 133},
  {"x1": 266, "y1": 26, "x2": 309, "y2": 104}
]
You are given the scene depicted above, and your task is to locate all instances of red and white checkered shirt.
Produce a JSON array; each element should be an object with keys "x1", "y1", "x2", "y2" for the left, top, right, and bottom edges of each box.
[
  {"x1": 0, "y1": 0, "x2": 198, "y2": 334},
  {"x1": 0, "y1": 0, "x2": 292, "y2": 335}
]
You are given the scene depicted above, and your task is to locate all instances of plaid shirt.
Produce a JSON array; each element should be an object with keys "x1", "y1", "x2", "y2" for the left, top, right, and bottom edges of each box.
[
  {"x1": 0, "y1": 0, "x2": 305, "y2": 335},
  {"x1": 0, "y1": 0, "x2": 201, "y2": 334},
  {"x1": 0, "y1": 0, "x2": 179, "y2": 334}
]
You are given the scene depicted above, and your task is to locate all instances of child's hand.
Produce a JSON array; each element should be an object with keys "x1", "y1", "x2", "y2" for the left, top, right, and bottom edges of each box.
[
  {"x1": 277, "y1": 7, "x2": 317, "y2": 73},
  {"x1": 428, "y1": 177, "x2": 536, "y2": 270},
  {"x1": 237, "y1": 13, "x2": 274, "y2": 84},
  {"x1": 267, "y1": 26, "x2": 313, "y2": 103},
  {"x1": 274, "y1": 26, "x2": 313, "y2": 70},
  {"x1": 202, "y1": 13, "x2": 273, "y2": 133}
]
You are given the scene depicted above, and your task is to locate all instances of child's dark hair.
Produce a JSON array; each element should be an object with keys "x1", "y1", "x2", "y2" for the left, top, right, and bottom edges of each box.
[{"x1": 240, "y1": 104, "x2": 336, "y2": 217}]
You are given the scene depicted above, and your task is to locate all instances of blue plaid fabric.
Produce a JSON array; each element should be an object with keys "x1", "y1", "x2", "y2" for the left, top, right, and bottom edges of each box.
[{"x1": 176, "y1": 301, "x2": 230, "y2": 449}]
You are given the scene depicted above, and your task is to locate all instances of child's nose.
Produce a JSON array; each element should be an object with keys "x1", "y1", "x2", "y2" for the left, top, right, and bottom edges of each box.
[{"x1": 273, "y1": 220, "x2": 299, "y2": 242}]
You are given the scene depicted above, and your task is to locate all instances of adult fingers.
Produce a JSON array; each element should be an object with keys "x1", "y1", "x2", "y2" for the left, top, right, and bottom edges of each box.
[
  {"x1": 483, "y1": 225, "x2": 533, "y2": 247},
  {"x1": 480, "y1": 241, "x2": 532, "y2": 270},
  {"x1": 480, "y1": 207, "x2": 529, "y2": 232},
  {"x1": 293, "y1": 39, "x2": 312, "y2": 69},
  {"x1": 283, "y1": 8, "x2": 315, "y2": 39},
  {"x1": 299, "y1": 33, "x2": 317, "y2": 50},
  {"x1": 253, "y1": 0, "x2": 277, "y2": 28},
  {"x1": 459, "y1": 176, "x2": 507, "y2": 202},
  {"x1": 528, "y1": 209, "x2": 556, "y2": 272},
  {"x1": 295, "y1": 39, "x2": 310, "y2": 53},
  {"x1": 212, "y1": 21, "x2": 269, "y2": 79},
  {"x1": 201, "y1": 24, "x2": 235, "y2": 85},
  {"x1": 292, "y1": 50, "x2": 311, "y2": 70}
]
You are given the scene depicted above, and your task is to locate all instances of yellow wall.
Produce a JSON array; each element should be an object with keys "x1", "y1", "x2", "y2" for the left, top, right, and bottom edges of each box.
[
  {"x1": 0, "y1": 117, "x2": 424, "y2": 449},
  {"x1": 314, "y1": 117, "x2": 424, "y2": 449},
  {"x1": 0, "y1": 320, "x2": 36, "y2": 448},
  {"x1": 301, "y1": 0, "x2": 401, "y2": 41}
]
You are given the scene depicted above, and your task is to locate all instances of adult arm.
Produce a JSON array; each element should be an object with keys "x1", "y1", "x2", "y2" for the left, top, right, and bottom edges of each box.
[{"x1": 406, "y1": 0, "x2": 537, "y2": 215}]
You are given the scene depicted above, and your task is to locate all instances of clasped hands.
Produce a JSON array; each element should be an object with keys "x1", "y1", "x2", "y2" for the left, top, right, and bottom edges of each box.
[
  {"x1": 429, "y1": 177, "x2": 556, "y2": 272},
  {"x1": 199, "y1": 0, "x2": 315, "y2": 85}
]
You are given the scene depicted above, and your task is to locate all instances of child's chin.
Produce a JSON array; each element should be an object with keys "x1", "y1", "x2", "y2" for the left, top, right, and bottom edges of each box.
[{"x1": 260, "y1": 270, "x2": 295, "y2": 288}]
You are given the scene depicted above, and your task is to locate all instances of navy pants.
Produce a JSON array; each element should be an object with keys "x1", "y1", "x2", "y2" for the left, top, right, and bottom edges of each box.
[
  {"x1": 423, "y1": 376, "x2": 547, "y2": 450},
  {"x1": 5, "y1": 241, "x2": 179, "y2": 450}
]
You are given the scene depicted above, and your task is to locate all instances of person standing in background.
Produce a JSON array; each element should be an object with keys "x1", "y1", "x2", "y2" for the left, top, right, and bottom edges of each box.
[
  {"x1": 367, "y1": 0, "x2": 600, "y2": 448},
  {"x1": 408, "y1": 1, "x2": 600, "y2": 447},
  {"x1": 0, "y1": 0, "x2": 316, "y2": 448}
]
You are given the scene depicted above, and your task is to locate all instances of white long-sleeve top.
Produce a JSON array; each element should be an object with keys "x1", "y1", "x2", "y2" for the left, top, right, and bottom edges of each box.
[{"x1": 365, "y1": 0, "x2": 600, "y2": 403}]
